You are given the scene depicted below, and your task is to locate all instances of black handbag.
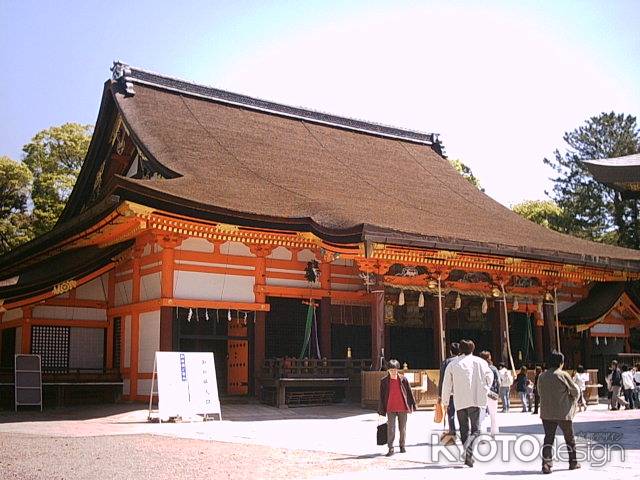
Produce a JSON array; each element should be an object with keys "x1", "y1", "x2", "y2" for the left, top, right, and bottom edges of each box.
[{"x1": 377, "y1": 421, "x2": 387, "y2": 445}]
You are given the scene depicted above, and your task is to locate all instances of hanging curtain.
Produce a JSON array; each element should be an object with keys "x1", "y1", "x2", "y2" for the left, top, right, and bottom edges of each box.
[
  {"x1": 520, "y1": 314, "x2": 535, "y2": 363},
  {"x1": 299, "y1": 302, "x2": 321, "y2": 359}
]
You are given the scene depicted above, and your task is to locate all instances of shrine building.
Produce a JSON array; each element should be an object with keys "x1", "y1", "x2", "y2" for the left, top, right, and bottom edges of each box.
[{"x1": 1, "y1": 63, "x2": 639, "y2": 405}]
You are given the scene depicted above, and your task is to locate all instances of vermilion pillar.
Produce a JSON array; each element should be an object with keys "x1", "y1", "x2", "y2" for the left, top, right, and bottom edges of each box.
[
  {"x1": 254, "y1": 311, "x2": 266, "y2": 396},
  {"x1": 250, "y1": 244, "x2": 273, "y2": 396},
  {"x1": 129, "y1": 246, "x2": 142, "y2": 401},
  {"x1": 371, "y1": 286, "x2": 385, "y2": 370},
  {"x1": 543, "y1": 303, "x2": 557, "y2": 359},
  {"x1": 21, "y1": 306, "x2": 32, "y2": 354},
  {"x1": 496, "y1": 300, "x2": 509, "y2": 365}
]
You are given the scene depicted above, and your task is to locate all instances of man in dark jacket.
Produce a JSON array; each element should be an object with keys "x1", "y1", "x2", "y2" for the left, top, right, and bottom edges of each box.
[
  {"x1": 378, "y1": 359, "x2": 417, "y2": 456},
  {"x1": 610, "y1": 360, "x2": 623, "y2": 410},
  {"x1": 537, "y1": 350, "x2": 580, "y2": 474},
  {"x1": 437, "y1": 342, "x2": 460, "y2": 436}
]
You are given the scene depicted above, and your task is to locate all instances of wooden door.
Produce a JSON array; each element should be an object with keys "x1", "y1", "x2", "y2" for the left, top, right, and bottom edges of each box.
[{"x1": 227, "y1": 321, "x2": 248, "y2": 395}]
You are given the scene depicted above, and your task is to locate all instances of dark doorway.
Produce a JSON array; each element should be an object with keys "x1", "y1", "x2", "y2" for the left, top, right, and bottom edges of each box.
[
  {"x1": 389, "y1": 327, "x2": 434, "y2": 369},
  {"x1": 509, "y1": 313, "x2": 535, "y2": 365},
  {"x1": 0, "y1": 328, "x2": 16, "y2": 369},
  {"x1": 448, "y1": 328, "x2": 493, "y2": 356},
  {"x1": 174, "y1": 307, "x2": 250, "y2": 396},
  {"x1": 331, "y1": 325, "x2": 371, "y2": 359},
  {"x1": 266, "y1": 297, "x2": 320, "y2": 358}
]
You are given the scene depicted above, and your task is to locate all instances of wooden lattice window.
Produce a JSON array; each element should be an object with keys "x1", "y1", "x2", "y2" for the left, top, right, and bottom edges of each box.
[
  {"x1": 113, "y1": 317, "x2": 121, "y2": 370},
  {"x1": 31, "y1": 325, "x2": 70, "y2": 373}
]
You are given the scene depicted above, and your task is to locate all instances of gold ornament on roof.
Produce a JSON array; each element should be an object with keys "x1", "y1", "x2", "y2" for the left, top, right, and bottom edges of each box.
[{"x1": 52, "y1": 280, "x2": 77, "y2": 296}]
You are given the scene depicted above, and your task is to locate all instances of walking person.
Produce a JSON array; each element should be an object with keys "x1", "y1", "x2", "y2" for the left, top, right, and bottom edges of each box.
[
  {"x1": 516, "y1": 366, "x2": 530, "y2": 412},
  {"x1": 634, "y1": 363, "x2": 640, "y2": 407},
  {"x1": 498, "y1": 363, "x2": 513, "y2": 412},
  {"x1": 610, "y1": 361, "x2": 623, "y2": 410},
  {"x1": 479, "y1": 351, "x2": 500, "y2": 436},
  {"x1": 621, "y1": 365, "x2": 635, "y2": 409},
  {"x1": 532, "y1": 365, "x2": 542, "y2": 414},
  {"x1": 378, "y1": 359, "x2": 416, "y2": 456},
  {"x1": 526, "y1": 377, "x2": 534, "y2": 412},
  {"x1": 441, "y1": 339, "x2": 494, "y2": 467},
  {"x1": 438, "y1": 342, "x2": 460, "y2": 438},
  {"x1": 537, "y1": 350, "x2": 581, "y2": 474},
  {"x1": 572, "y1": 365, "x2": 588, "y2": 412}
]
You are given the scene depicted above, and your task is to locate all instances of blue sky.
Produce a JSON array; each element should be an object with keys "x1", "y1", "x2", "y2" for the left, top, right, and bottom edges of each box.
[{"x1": 1, "y1": 0, "x2": 639, "y2": 206}]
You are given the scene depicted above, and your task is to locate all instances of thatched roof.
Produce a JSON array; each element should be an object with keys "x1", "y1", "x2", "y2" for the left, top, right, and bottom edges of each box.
[{"x1": 26, "y1": 64, "x2": 640, "y2": 272}]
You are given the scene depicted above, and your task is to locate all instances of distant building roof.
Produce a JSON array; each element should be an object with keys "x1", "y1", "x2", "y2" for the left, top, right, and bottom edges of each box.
[
  {"x1": 584, "y1": 153, "x2": 640, "y2": 199},
  {"x1": 560, "y1": 281, "x2": 640, "y2": 326}
]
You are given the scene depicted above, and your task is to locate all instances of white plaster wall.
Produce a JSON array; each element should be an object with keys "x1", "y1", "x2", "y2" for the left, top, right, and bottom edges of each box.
[
  {"x1": 177, "y1": 237, "x2": 214, "y2": 253},
  {"x1": 138, "y1": 310, "x2": 160, "y2": 373},
  {"x1": 141, "y1": 261, "x2": 161, "y2": 271},
  {"x1": 75, "y1": 275, "x2": 107, "y2": 301},
  {"x1": 69, "y1": 328, "x2": 104, "y2": 370},
  {"x1": 123, "y1": 378, "x2": 130, "y2": 395},
  {"x1": 3, "y1": 308, "x2": 22, "y2": 322},
  {"x1": 32, "y1": 306, "x2": 106, "y2": 321},
  {"x1": 15, "y1": 327, "x2": 22, "y2": 354},
  {"x1": 331, "y1": 273, "x2": 360, "y2": 280},
  {"x1": 173, "y1": 271, "x2": 255, "y2": 302},
  {"x1": 332, "y1": 258, "x2": 354, "y2": 267},
  {"x1": 115, "y1": 280, "x2": 133, "y2": 306},
  {"x1": 297, "y1": 249, "x2": 317, "y2": 262},
  {"x1": 124, "y1": 315, "x2": 131, "y2": 368},
  {"x1": 220, "y1": 241, "x2": 254, "y2": 257},
  {"x1": 330, "y1": 282, "x2": 362, "y2": 291},
  {"x1": 140, "y1": 272, "x2": 161, "y2": 301},
  {"x1": 268, "y1": 246, "x2": 292, "y2": 260},
  {"x1": 266, "y1": 277, "x2": 319, "y2": 289},
  {"x1": 176, "y1": 260, "x2": 253, "y2": 271},
  {"x1": 267, "y1": 267, "x2": 304, "y2": 276}
]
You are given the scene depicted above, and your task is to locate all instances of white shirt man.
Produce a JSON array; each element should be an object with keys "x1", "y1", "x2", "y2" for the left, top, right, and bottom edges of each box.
[
  {"x1": 498, "y1": 365, "x2": 513, "y2": 412},
  {"x1": 498, "y1": 366, "x2": 513, "y2": 388},
  {"x1": 622, "y1": 369, "x2": 635, "y2": 390},
  {"x1": 441, "y1": 340, "x2": 494, "y2": 467}
]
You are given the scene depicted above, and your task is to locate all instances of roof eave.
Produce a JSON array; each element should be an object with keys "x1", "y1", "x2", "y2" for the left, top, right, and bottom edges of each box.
[{"x1": 361, "y1": 228, "x2": 640, "y2": 274}]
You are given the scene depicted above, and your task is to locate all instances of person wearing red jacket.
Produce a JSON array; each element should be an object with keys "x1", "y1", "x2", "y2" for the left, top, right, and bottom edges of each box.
[{"x1": 378, "y1": 359, "x2": 417, "y2": 456}]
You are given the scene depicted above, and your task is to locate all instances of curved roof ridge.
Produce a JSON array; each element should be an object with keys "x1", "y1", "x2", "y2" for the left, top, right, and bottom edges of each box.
[{"x1": 112, "y1": 61, "x2": 442, "y2": 149}]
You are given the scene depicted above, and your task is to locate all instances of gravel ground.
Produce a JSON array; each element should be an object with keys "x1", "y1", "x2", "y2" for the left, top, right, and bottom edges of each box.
[{"x1": 0, "y1": 433, "x2": 418, "y2": 480}]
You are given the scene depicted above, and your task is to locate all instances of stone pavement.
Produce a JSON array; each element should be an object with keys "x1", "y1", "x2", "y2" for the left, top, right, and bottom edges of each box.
[{"x1": 0, "y1": 401, "x2": 638, "y2": 479}]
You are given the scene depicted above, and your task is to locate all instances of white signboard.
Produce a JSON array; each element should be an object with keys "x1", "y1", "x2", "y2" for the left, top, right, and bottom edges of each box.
[{"x1": 151, "y1": 352, "x2": 221, "y2": 421}]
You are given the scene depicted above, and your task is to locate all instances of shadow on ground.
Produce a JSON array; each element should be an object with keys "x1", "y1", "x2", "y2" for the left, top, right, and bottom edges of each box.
[{"x1": 498, "y1": 418, "x2": 640, "y2": 449}]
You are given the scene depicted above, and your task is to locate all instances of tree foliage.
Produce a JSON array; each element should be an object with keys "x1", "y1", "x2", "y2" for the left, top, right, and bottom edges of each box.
[
  {"x1": 511, "y1": 200, "x2": 565, "y2": 231},
  {"x1": 0, "y1": 156, "x2": 33, "y2": 254},
  {"x1": 450, "y1": 159, "x2": 484, "y2": 191},
  {"x1": 544, "y1": 112, "x2": 640, "y2": 248},
  {"x1": 22, "y1": 123, "x2": 92, "y2": 236}
]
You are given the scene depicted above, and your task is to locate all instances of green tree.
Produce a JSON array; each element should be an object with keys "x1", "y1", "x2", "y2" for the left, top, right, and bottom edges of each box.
[
  {"x1": 544, "y1": 112, "x2": 640, "y2": 248},
  {"x1": 22, "y1": 123, "x2": 92, "y2": 236},
  {"x1": 0, "y1": 156, "x2": 33, "y2": 254},
  {"x1": 450, "y1": 159, "x2": 484, "y2": 191},
  {"x1": 511, "y1": 200, "x2": 565, "y2": 231}
]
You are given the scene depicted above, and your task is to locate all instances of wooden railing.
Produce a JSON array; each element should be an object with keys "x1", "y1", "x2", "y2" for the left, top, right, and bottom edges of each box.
[{"x1": 262, "y1": 358, "x2": 371, "y2": 380}]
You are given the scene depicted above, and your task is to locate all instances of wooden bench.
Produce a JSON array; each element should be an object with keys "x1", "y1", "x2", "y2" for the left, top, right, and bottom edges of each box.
[
  {"x1": 0, "y1": 381, "x2": 123, "y2": 409},
  {"x1": 286, "y1": 389, "x2": 336, "y2": 407},
  {"x1": 261, "y1": 377, "x2": 349, "y2": 408}
]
